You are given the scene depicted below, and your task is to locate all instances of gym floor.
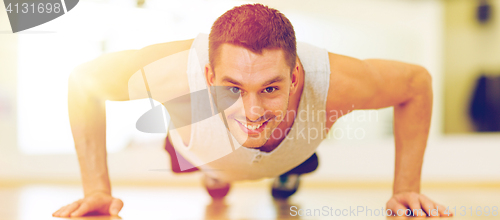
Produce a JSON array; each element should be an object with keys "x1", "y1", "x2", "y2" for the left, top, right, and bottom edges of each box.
[{"x1": 1, "y1": 183, "x2": 499, "y2": 220}]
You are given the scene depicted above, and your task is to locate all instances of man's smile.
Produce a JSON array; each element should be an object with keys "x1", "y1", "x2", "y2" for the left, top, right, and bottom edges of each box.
[{"x1": 234, "y1": 117, "x2": 271, "y2": 134}]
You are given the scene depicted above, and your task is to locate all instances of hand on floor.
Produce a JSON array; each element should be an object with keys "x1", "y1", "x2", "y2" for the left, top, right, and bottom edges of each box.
[
  {"x1": 52, "y1": 191, "x2": 123, "y2": 217},
  {"x1": 386, "y1": 192, "x2": 453, "y2": 217}
]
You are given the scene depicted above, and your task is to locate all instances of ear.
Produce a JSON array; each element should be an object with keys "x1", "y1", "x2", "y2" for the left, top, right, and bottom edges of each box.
[
  {"x1": 289, "y1": 57, "x2": 301, "y2": 95},
  {"x1": 205, "y1": 63, "x2": 215, "y2": 86}
]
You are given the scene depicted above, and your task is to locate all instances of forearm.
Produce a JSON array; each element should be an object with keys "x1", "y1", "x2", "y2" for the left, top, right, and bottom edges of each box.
[
  {"x1": 392, "y1": 69, "x2": 433, "y2": 194},
  {"x1": 68, "y1": 74, "x2": 111, "y2": 197}
]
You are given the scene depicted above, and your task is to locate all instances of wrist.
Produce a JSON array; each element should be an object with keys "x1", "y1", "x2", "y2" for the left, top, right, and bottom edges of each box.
[
  {"x1": 84, "y1": 189, "x2": 111, "y2": 197},
  {"x1": 393, "y1": 184, "x2": 420, "y2": 195},
  {"x1": 393, "y1": 170, "x2": 421, "y2": 195}
]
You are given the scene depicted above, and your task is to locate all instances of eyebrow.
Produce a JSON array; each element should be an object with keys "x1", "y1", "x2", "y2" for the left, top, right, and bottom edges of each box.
[{"x1": 221, "y1": 75, "x2": 286, "y2": 87}]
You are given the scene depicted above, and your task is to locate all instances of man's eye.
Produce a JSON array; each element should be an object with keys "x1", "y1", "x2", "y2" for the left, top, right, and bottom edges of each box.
[
  {"x1": 264, "y1": 87, "x2": 277, "y2": 93},
  {"x1": 228, "y1": 87, "x2": 241, "y2": 94}
]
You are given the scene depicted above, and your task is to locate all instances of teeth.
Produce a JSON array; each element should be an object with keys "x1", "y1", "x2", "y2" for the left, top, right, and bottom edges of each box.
[{"x1": 238, "y1": 120, "x2": 264, "y2": 130}]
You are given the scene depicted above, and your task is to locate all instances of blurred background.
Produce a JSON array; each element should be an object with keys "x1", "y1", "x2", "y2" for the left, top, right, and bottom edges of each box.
[{"x1": 1, "y1": 0, "x2": 499, "y2": 188}]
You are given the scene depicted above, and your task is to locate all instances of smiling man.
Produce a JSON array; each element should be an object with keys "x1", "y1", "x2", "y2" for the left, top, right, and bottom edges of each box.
[{"x1": 53, "y1": 3, "x2": 452, "y2": 218}]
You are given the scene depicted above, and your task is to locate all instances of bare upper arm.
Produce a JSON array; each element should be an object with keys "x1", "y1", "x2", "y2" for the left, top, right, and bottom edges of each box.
[
  {"x1": 70, "y1": 38, "x2": 194, "y2": 102},
  {"x1": 325, "y1": 52, "x2": 431, "y2": 123}
]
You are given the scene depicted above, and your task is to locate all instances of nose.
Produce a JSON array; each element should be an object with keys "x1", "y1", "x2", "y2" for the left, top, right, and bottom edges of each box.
[{"x1": 243, "y1": 93, "x2": 265, "y2": 122}]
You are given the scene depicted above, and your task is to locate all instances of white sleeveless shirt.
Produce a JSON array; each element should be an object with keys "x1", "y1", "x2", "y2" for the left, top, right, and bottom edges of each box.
[{"x1": 168, "y1": 34, "x2": 331, "y2": 182}]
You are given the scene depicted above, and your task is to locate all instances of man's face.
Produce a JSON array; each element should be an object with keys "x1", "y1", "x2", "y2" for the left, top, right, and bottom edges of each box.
[{"x1": 205, "y1": 44, "x2": 298, "y2": 148}]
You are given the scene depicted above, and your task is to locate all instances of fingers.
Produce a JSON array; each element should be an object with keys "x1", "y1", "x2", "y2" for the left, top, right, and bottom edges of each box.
[
  {"x1": 386, "y1": 198, "x2": 408, "y2": 217},
  {"x1": 109, "y1": 198, "x2": 124, "y2": 216},
  {"x1": 419, "y1": 194, "x2": 452, "y2": 217},
  {"x1": 419, "y1": 195, "x2": 436, "y2": 216},
  {"x1": 60, "y1": 201, "x2": 81, "y2": 217},
  {"x1": 408, "y1": 195, "x2": 427, "y2": 217},
  {"x1": 53, "y1": 200, "x2": 82, "y2": 217},
  {"x1": 387, "y1": 193, "x2": 450, "y2": 217},
  {"x1": 436, "y1": 203, "x2": 452, "y2": 217},
  {"x1": 52, "y1": 205, "x2": 68, "y2": 217},
  {"x1": 70, "y1": 202, "x2": 91, "y2": 217}
]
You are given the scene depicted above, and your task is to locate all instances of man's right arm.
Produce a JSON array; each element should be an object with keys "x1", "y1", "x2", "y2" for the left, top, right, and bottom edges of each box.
[{"x1": 53, "y1": 38, "x2": 193, "y2": 217}]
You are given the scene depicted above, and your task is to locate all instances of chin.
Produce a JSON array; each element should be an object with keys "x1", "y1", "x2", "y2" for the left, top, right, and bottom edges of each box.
[
  {"x1": 232, "y1": 128, "x2": 271, "y2": 149},
  {"x1": 241, "y1": 139, "x2": 267, "y2": 148}
]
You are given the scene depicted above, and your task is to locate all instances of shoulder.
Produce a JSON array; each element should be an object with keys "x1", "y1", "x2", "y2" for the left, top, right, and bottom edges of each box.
[
  {"x1": 127, "y1": 38, "x2": 195, "y2": 71},
  {"x1": 75, "y1": 38, "x2": 194, "y2": 76},
  {"x1": 296, "y1": 42, "x2": 330, "y2": 74},
  {"x1": 127, "y1": 38, "x2": 195, "y2": 102}
]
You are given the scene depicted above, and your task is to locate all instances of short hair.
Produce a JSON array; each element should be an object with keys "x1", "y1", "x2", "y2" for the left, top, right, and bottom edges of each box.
[{"x1": 209, "y1": 4, "x2": 297, "y2": 72}]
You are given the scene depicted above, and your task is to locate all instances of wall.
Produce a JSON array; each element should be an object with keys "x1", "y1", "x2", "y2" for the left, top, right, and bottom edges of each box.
[
  {"x1": 1, "y1": 0, "x2": 499, "y2": 186},
  {"x1": 0, "y1": 0, "x2": 18, "y2": 174},
  {"x1": 251, "y1": 0, "x2": 444, "y2": 138},
  {"x1": 444, "y1": 0, "x2": 500, "y2": 133}
]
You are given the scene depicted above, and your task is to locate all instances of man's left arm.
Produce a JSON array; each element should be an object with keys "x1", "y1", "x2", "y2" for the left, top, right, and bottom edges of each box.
[{"x1": 325, "y1": 52, "x2": 452, "y2": 217}]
